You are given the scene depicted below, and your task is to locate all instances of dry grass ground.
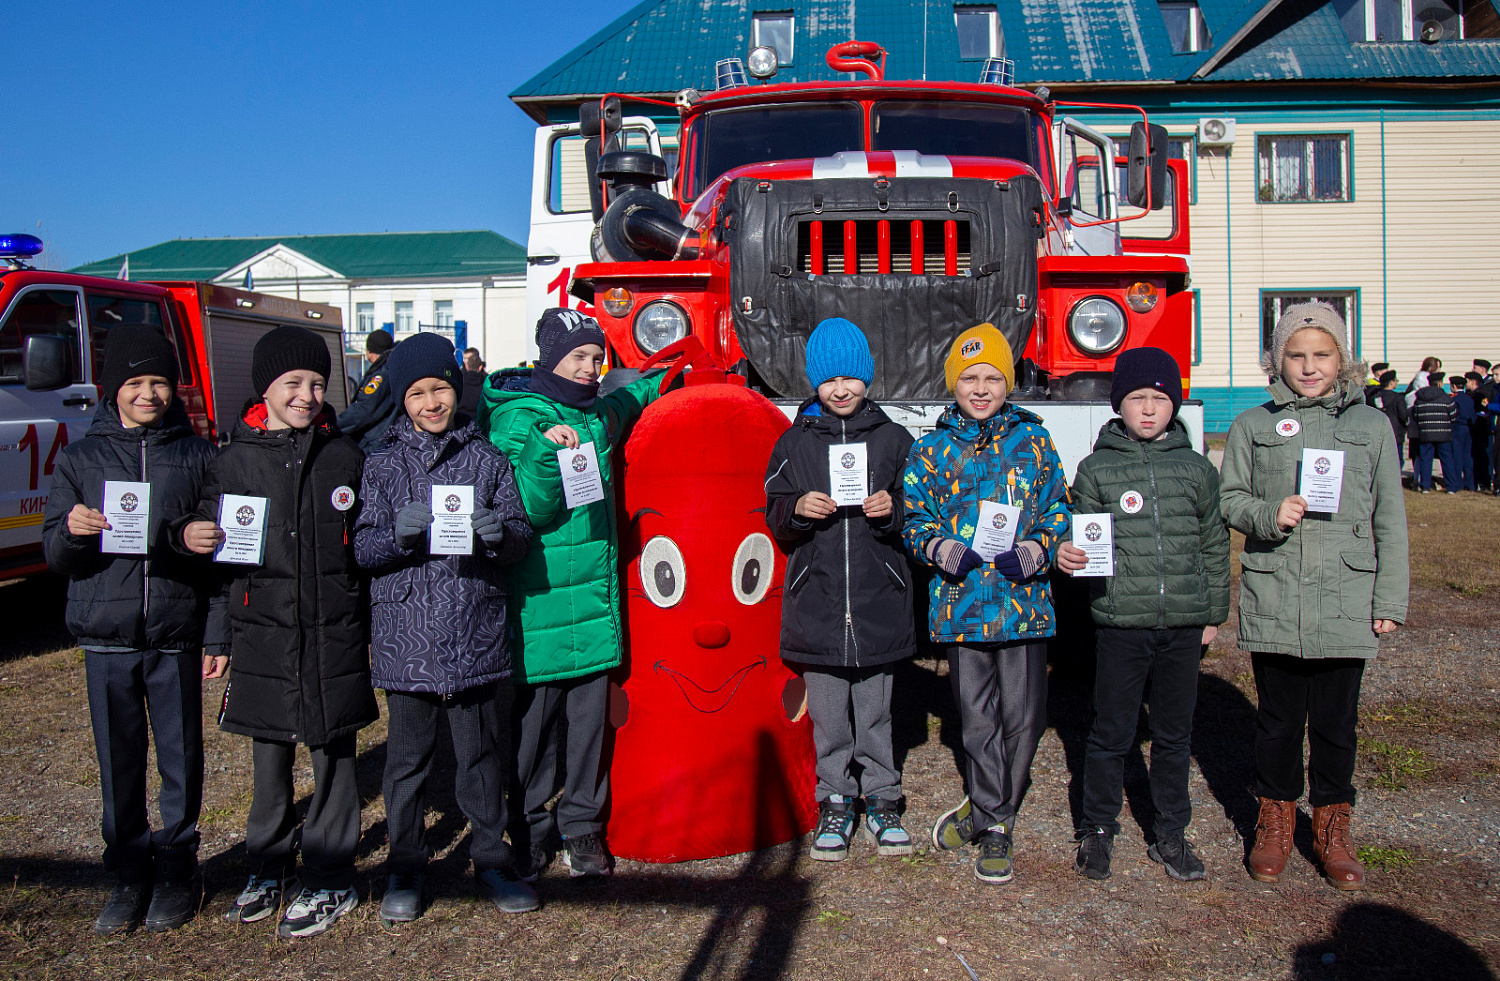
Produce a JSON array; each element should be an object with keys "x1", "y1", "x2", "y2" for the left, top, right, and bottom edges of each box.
[{"x1": 1, "y1": 488, "x2": 1497, "y2": 980}]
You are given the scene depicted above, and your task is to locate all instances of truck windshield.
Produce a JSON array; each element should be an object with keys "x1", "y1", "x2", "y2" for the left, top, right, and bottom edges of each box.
[
  {"x1": 871, "y1": 101, "x2": 1032, "y2": 163},
  {"x1": 690, "y1": 102, "x2": 863, "y2": 197}
]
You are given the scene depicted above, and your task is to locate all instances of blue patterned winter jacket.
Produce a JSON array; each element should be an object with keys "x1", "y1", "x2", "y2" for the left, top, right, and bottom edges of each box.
[
  {"x1": 902, "y1": 403, "x2": 1071, "y2": 645},
  {"x1": 355, "y1": 419, "x2": 532, "y2": 694}
]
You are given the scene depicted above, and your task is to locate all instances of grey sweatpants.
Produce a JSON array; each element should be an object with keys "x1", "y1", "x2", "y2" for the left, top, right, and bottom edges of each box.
[
  {"x1": 947, "y1": 641, "x2": 1048, "y2": 832},
  {"x1": 802, "y1": 665, "x2": 900, "y2": 802},
  {"x1": 507, "y1": 671, "x2": 610, "y2": 844}
]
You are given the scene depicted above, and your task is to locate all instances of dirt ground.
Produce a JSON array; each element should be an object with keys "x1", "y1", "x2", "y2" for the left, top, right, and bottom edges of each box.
[{"x1": 1, "y1": 487, "x2": 1497, "y2": 981}]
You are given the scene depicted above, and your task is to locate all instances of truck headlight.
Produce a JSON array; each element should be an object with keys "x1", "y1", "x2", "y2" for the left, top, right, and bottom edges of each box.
[
  {"x1": 633, "y1": 301, "x2": 689, "y2": 354},
  {"x1": 1068, "y1": 297, "x2": 1127, "y2": 355}
]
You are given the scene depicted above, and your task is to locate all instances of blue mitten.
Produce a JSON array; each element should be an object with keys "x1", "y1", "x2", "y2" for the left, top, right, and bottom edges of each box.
[
  {"x1": 994, "y1": 541, "x2": 1043, "y2": 582},
  {"x1": 926, "y1": 537, "x2": 984, "y2": 578}
]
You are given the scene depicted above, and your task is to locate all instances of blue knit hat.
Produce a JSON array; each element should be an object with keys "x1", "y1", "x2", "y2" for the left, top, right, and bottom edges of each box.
[
  {"x1": 804, "y1": 318, "x2": 874, "y2": 390},
  {"x1": 386, "y1": 331, "x2": 463, "y2": 409}
]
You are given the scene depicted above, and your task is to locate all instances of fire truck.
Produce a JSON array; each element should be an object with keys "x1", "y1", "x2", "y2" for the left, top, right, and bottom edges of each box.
[
  {"x1": 529, "y1": 40, "x2": 1198, "y2": 472},
  {"x1": 0, "y1": 233, "x2": 347, "y2": 577}
]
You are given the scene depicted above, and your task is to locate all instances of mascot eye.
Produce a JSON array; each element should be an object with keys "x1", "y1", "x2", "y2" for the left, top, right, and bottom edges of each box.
[
  {"x1": 731, "y1": 532, "x2": 774, "y2": 605},
  {"x1": 640, "y1": 535, "x2": 686, "y2": 608}
]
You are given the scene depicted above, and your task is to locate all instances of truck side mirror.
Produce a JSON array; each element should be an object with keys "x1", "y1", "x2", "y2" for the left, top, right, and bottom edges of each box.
[
  {"x1": 22, "y1": 334, "x2": 72, "y2": 391},
  {"x1": 579, "y1": 96, "x2": 626, "y2": 224},
  {"x1": 1125, "y1": 122, "x2": 1169, "y2": 211}
]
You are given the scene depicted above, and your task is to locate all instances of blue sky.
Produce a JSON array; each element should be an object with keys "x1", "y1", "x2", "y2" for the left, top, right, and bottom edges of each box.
[{"x1": 5, "y1": 0, "x2": 636, "y2": 270}]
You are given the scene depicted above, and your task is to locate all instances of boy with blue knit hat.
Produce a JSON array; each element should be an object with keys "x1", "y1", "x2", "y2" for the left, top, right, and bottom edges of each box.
[{"x1": 764, "y1": 317, "x2": 916, "y2": 861}]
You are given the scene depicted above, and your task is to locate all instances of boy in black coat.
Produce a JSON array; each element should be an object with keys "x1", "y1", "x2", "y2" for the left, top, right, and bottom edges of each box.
[
  {"x1": 182, "y1": 325, "x2": 376, "y2": 938},
  {"x1": 764, "y1": 318, "x2": 916, "y2": 861},
  {"x1": 42, "y1": 326, "x2": 219, "y2": 935}
]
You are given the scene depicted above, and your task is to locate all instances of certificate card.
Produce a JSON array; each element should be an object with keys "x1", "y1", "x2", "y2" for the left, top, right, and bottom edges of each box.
[
  {"x1": 1299, "y1": 448, "x2": 1346, "y2": 514},
  {"x1": 972, "y1": 500, "x2": 1021, "y2": 561},
  {"x1": 215, "y1": 494, "x2": 268, "y2": 565},
  {"x1": 1070, "y1": 513, "x2": 1115, "y2": 577},
  {"x1": 430, "y1": 484, "x2": 476, "y2": 556},
  {"x1": 558, "y1": 442, "x2": 606, "y2": 509},
  {"x1": 828, "y1": 442, "x2": 869, "y2": 507},
  {"x1": 101, "y1": 480, "x2": 150, "y2": 555}
]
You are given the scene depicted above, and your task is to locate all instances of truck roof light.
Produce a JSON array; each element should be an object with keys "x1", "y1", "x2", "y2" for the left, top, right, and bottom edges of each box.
[
  {"x1": 305, "y1": 309, "x2": 323, "y2": 319},
  {"x1": 746, "y1": 46, "x2": 779, "y2": 79},
  {"x1": 0, "y1": 234, "x2": 44, "y2": 259},
  {"x1": 715, "y1": 58, "x2": 749, "y2": 90},
  {"x1": 979, "y1": 58, "x2": 1015, "y2": 86}
]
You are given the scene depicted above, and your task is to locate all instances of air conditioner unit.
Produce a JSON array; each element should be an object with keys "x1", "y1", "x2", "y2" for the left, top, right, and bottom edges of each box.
[{"x1": 1198, "y1": 117, "x2": 1237, "y2": 147}]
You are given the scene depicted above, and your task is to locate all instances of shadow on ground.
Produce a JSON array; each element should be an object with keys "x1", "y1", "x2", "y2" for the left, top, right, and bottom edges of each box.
[{"x1": 1292, "y1": 902, "x2": 1497, "y2": 981}]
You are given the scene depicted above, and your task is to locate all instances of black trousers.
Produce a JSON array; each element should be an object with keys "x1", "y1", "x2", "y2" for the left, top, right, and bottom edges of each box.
[
  {"x1": 508, "y1": 671, "x2": 610, "y2": 844},
  {"x1": 1251, "y1": 652, "x2": 1365, "y2": 807},
  {"x1": 247, "y1": 734, "x2": 359, "y2": 889},
  {"x1": 383, "y1": 684, "x2": 513, "y2": 874},
  {"x1": 84, "y1": 649, "x2": 203, "y2": 880},
  {"x1": 1080, "y1": 627, "x2": 1201, "y2": 839},
  {"x1": 946, "y1": 641, "x2": 1048, "y2": 832}
]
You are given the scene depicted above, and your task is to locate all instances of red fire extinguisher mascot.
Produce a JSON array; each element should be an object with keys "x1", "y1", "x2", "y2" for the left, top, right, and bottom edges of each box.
[{"x1": 606, "y1": 341, "x2": 818, "y2": 862}]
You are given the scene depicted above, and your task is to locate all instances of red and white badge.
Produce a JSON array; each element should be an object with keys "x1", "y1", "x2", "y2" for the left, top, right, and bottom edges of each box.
[
  {"x1": 331, "y1": 485, "x2": 356, "y2": 511},
  {"x1": 1276, "y1": 418, "x2": 1301, "y2": 437},
  {"x1": 1120, "y1": 490, "x2": 1145, "y2": 514}
]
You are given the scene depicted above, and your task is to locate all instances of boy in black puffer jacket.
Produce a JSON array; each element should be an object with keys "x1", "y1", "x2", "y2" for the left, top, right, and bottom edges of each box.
[
  {"x1": 1411, "y1": 372, "x2": 1458, "y2": 492},
  {"x1": 181, "y1": 325, "x2": 376, "y2": 939},
  {"x1": 764, "y1": 318, "x2": 916, "y2": 862},
  {"x1": 42, "y1": 326, "x2": 219, "y2": 936},
  {"x1": 1056, "y1": 347, "x2": 1230, "y2": 883}
]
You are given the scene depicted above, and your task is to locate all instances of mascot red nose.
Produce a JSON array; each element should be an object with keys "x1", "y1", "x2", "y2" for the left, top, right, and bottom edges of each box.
[{"x1": 607, "y1": 351, "x2": 817, "y2": 862}]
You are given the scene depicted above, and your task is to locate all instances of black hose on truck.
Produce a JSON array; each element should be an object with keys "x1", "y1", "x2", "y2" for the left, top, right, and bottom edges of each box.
[{"x1": 591, "y1": 151, "x2": 701, "y2": 262}]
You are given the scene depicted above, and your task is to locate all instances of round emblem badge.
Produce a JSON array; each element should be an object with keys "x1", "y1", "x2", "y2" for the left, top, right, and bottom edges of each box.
[
  {"x1": 1085, "y1": 521, "x2": 1102, "y2": 542},
  {"x1": 444, "y1": 494, "x2": 462, "y2": 513},
  {"x1": 1314, "y1": 456, "x2": 1332, "y2": 476},
  {"x1": 1120, "y1": 491, "x2": 1144, "y2": 514},
  {"x1": 235, "y1": 505, "x2": 256, "y2": 526},
  {"x1": 1276, "y1": 418, "x2": 1301, "y2": 437},
  {"x1": 331, "y1": 485, "x2": 355, "y2": 511},
  {"x1": 840, "y1": 452, "x2": 856, "y2": 469},
  {"x1": 120, "y1": 492, "x2": 139, "y2": 513},
  {"x1": 992, "y1": 511, "x2": 1009, "y2": 530},
  {"x1": 571, "y1": 453, "x2": 588, "y2": 473}
]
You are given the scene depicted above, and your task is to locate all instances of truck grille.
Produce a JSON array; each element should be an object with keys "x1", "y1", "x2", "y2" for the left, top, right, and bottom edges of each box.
[{"x1": 795, "y1": 219, "x2": 972, "y2": 276}]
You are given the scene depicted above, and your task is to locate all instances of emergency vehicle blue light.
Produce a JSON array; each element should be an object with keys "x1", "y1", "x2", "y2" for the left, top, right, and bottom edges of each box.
[
  {"x1": 979, "y1": 58, "x2": 1015, "y2": 86},
  {"x1": 0, "y1": 234, "x2": 44, "y2": 258},
  {"x1": 715, "y1": 58, "x2": 749, "y2": 90}
]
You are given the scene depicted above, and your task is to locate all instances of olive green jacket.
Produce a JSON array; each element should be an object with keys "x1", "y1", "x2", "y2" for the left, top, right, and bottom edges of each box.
[{"x1": 1220, "y1": 380, "x2": 1409, "y2": 659}]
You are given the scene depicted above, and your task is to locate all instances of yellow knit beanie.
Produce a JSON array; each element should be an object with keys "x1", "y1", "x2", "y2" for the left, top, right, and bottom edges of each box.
[{"x1": 944, "y1": 324, "x2": 1015, "y2": 394}]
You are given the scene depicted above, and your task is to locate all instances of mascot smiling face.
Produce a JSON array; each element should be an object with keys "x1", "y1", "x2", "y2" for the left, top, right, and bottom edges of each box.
[{"x1": 608, "y1": 375, "x2": 817, "y2": 862}]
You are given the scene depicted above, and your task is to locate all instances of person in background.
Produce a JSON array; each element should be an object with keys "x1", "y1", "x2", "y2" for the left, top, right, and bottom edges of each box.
[
  {"x1": 1489, "y1": 363, "x2": 1500, "y2": 495},
  {"x1": 1469, "y1": 366, "x2": 1493, "y2": 492},
  {"x1": 1411, "y1": 371, "x2": 1459, "y2": 493},
  {"x1": 1450, "y1": 375, "x2": 1476, "y2": 492},
  {"x1": 338, "y1": 328, "x2": 399, "y2": 454},
  {"x1": 460, "y1": 347, "x2": 487, "y2": 418},
  {"x1": 1368, "y1": 371, "x2": 1408, "y2": 468},
  {"x1": 1365, "y1": 363, "x2": 1388, "y2": 400},
  {"x1": 1405, "y1": 357, "x2": 1441, "y2": 467}
]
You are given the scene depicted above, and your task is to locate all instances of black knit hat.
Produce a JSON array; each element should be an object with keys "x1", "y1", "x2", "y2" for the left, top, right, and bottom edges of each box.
[
  {"x1": 366, "y1": 329, "x2": 394, "y2": 355},
  {"x1": 1109, "y1": 346, "x2": 1183, "y2": 416},
  {"x1": 387, "y1": 331, "x2": 462, "y2": 408},
  {"x1": 535, "y1": 308, "x2": 607, "y2": 371},
  {"x1": 252, "y1": 325, "x2": 332, "y2": 396},
  {"x1": 101, "y1": 325, "x2": 179, "y2": 402}
]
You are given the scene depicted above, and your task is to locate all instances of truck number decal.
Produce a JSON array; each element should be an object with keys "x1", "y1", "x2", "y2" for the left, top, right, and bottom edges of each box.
[
  {"x1": 546, "y1": 267, "x2": 596, "y2": 316},
  {"x1": 17, "y1": 423, "x2": 69, "y2": 492}
]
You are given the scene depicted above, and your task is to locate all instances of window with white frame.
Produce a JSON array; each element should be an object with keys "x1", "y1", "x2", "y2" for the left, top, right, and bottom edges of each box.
[
  {"x1": 1257, "y1": 134, "x2": 1351, "y2": 202},
  {"x1": 1160, "y1": 1, "x2": 1212, "y2": 51},
  {"x1": 434, "y1": 300, "x2": 454, "y2": 328},
  {"x1": 1261, "y1": 291, "x2": 1357, "y2": 354},
  {"x1": 1331, "y1": 0, "x2": 1476, "y2": 40},
  {"x1": 356, "y1": 302, "x2": 374, "y2": 334},
  {"x1": 394, "y1": 301, "x2": 414, "y2": 334},
  {"x1": 752, "y1": 12, "x2": 794, "y2": 65},
  {"x1": 955, "y1": 5, "x2": 1003, "y2": 60}
]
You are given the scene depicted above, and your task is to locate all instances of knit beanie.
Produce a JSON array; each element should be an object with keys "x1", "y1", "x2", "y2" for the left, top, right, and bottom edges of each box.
[
  {"x1": 535, "y1": 308, "x2": 608, "y2": 371},
  {"x1": 803, "y1": 318, "x2": 874, "y2": 390},
  {"x1": 386, "y1": 331, "x2": 463, "y2": 408},
  {"x1": 366, "y1": 329, "x2": 394, "y2": 355},
  {"x1": 1109, "y1": 346, "x2": 1183, "y2": 416},
  {"x1": 1260, "y1": 302, "x2": 1367, "y2": 386},
  {"x1": 251, "y1": 325, "x2": 332, "y2": 396},
  {"x1": 943, "y1": 323, "x2": 1015, "y2": 394},
  {"x1": 101, "y1": 325, "x2": 179, "y2": 402}
]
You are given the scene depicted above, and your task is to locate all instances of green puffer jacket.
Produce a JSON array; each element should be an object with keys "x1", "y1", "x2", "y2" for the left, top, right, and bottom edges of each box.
[
  {"x1": 479, "y1": 372, "x2": 662, "y2": 683},
  {"x1": 1220, "y1": 379, "x2": 1409, "y2": 660},
  {"x1": 1070, "y1": 418, "x2": 1230, "y2": 629}
]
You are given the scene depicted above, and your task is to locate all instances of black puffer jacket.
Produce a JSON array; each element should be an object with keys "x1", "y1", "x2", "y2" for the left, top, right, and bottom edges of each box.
[
  {"x1": 42, "y1": 400, "x2": 219, "y2": 652},
  {"x1": 1411, "y1": 383, "x2": 1456, "y2": 443},
  {"x1": 1069, "y1": 418, "x2": 1230, "y2": 629},
  {"x1": 764, "y1": 398, "x2": 916, "y2": 668},
  {"x1": 197, "y1": 402, "x2": 377, "y2": 745},
  {"x1": 337, "y1": 352, "x2": 396, "y2": 455}
]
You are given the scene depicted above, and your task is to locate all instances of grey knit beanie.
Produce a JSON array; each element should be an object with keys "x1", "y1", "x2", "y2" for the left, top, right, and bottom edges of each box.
[{"x1": 1260, "y1": 302, "x2": 1368, "y2": 387}]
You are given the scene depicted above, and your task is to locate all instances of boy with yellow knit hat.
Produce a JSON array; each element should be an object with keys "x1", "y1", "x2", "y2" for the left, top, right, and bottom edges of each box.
[{"x1": 901, "y1": 324, "x2": 1072, "y2": 884}]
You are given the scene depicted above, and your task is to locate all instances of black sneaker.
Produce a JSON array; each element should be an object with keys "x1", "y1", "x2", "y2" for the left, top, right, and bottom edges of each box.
[
  {"x1": 476, "y1": 867, "x2": 541, "y2": 913},
  {"x1": 276, "y1": 886, "x2": 358, "y2": 938},
  {"x1": 1149, "y1": 834, "x2": 1208, "y2": 882},
  {"x1": 810, "y1": 796, "x2": 856, "y2": 862},
  {"x1": 379, "y1": 872, "x2": 424, "y2": 924},
  {"x1": 863, "y1": 797, "x2": 914, "y2": 857},
  {"x1": 94, "y1": 879, "x2": 150, "y2": 935},
  {"x1": 518, "y1": 842, "x2": 552, "y2": 883},
  {"x1": 973, "y1": 828, "x2": 1014, "y2": 884},
  {"x1": 225, "y1": 873, "x2": 294, "y2": 923},
  {"x1": 562, "y1": 833, "x2": 613, "y2": 878},
  {"x1": 143, "y1": 877, "x2": 198, "y2": 932},
  {"x1": 1074, "y1": 827, "x2": 1114, "y2": 881}
]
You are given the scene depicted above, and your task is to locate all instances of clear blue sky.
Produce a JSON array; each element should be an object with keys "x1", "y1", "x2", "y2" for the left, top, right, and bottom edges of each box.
[{"x1": 6, "y1": 0, "x2": 636, "y2": 270}]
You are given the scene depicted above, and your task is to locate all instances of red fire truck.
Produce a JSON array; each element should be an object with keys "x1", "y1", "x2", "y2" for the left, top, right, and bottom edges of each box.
[
  {"x1": 553, "y1": 41, "x2": 1197, "y2": 470},
  {"x1": 0, "y1": 234, "x2": 346, "y2": 577}
]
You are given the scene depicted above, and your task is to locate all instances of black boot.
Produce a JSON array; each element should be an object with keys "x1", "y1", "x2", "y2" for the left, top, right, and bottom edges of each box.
[
  {"x1": 144, "y1": 848, "x2": 198, "y2": 932},
  {"x1": 94, "y1": 878, "x2": 151, "y2": 935}
]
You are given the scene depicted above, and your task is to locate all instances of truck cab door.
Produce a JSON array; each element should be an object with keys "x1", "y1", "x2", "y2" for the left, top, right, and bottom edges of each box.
[
  {"x1": 0, "y1": 284, "x2": 96, "y2": 571},
  {"x1": 526, "y1": 117, "x2": 664, "y2": 360},
  {"x1": 1052, "y1": 117, "x2": 1122, "y2": 257}
]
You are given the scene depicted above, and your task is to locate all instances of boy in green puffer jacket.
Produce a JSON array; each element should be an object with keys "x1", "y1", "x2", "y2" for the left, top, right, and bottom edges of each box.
[
  {"x1": 1057, "y1": 347, "x2": 1230, "y2": 884},
  {"x1": 478, "y1": 309, "x2": 663, "y2": 880}
]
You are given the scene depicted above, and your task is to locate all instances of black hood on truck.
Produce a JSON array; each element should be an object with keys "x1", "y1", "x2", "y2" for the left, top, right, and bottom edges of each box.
[{"x1": 721, "y1": 174, "x2": 1045, "y2": 401}]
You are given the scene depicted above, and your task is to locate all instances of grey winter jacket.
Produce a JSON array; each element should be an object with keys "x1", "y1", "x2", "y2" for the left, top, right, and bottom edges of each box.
[
  {"x1": 1410, "y1": 384, "x2": 1456, "y2": 443},
  {"x1": 1220, "y1": 379, "x2": 1409, "y2": 659},
  {"x1": 354, "y1": 419, "x2": 532, "y2": 694},
  {"x1": 1069, "y1": 418, "x2": 1230, "y2": 629}
]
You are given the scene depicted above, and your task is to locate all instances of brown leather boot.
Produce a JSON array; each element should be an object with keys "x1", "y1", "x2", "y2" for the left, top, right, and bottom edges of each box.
[
  {"x1": 1247, "y1": 797, "x2": 1297, "y2": 882},
  {"x1": 1312, "y1": 802, "x2": 1365, "y2": 891}
]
